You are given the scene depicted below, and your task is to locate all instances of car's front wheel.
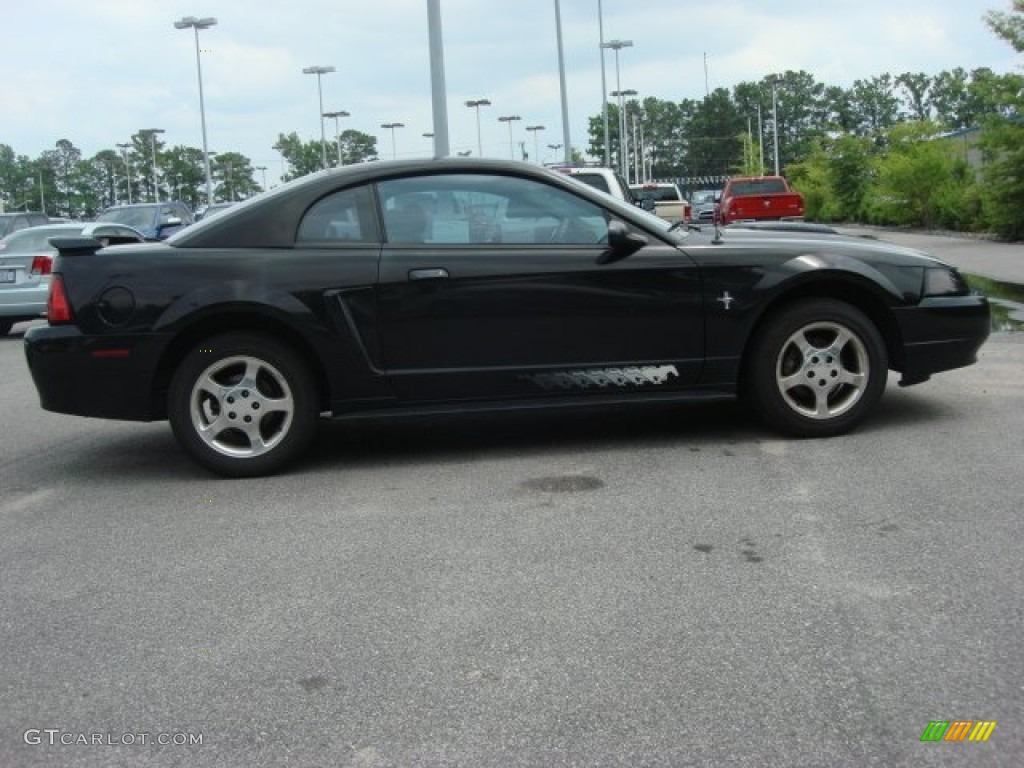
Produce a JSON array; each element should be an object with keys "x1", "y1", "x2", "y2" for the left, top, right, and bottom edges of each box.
[
  {"x1": 745, "y1": 300, "x2": 888, "y2": 437},
  {"x1": 168, "y1": 333, "x2": 318, "y2": 477}
]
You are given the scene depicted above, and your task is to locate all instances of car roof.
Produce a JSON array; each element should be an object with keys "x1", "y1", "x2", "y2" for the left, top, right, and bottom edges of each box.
[{"x1": 169, "y1": 157, "x2": 662, "y2": 248}]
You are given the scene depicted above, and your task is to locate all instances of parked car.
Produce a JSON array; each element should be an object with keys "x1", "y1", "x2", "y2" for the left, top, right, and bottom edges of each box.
[
  {"x1": 194, "y1": 202, "x2": 234, "y2": 221},
  {"x1": 553, "y1": 166, "x2": 638, "y2": 205},
  {"x1": 629, "y1": 182, "x2": 692, "y2": 223},
  {"x1": 95, "y1": 202, "x2": 193, "y2": 240},
  {"x1": 690, "y1": 189, "x2": 719, "y2": 223},
  {"x1": 0, "y1": 211, "x2": 49, "y2": 238},
  {"x1": 0, "y1": 222, "x2": 145, "y2": 335},
  {"x1": 24, "y1": 158, "x2": 989, "y2": 476}
]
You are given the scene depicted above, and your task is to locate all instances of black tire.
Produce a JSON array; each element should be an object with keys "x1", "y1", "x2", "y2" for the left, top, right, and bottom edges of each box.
[
  {"x1": 744, "y1": 299, "x2": 888, "y2": 437},
  {"x1": 0, "y1": 319, "x2": 14, "y2": 336},
  {"x1": 168, "y1": 332, "x2": 319, "y2": 477}
]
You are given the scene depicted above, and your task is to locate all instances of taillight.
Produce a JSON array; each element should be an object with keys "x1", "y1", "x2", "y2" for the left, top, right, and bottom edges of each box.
[
  {"x1": 30, "y1": 255, "x2": 53, "y2": 276},
  {"x1": 47, "y1": 275, "x2": 73, "y2": 324}
]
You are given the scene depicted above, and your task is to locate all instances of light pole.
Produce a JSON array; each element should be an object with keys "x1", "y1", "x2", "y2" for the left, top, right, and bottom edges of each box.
[
  {"x1": 526, "y1": 125, "x2": 545, "y2": 164},
  {"x1": 381, "y1": 123, "x2": 405, "y2": 160},
  {"x1": 602, "y1": 39, "x2": 632, "y2": 176},
  {"x1": 547, "y1": 143, "x2": 563, "y2": 164},
  {"x1": 303, "y1": 65, "x2": 336, "y2": 170},
  {"x1": 757, "y1": 104, "x2": 764, "y2": 174},
  {"x1": 255, "y1": 165, "x2": 267, "y2": 190},
  {"x1": 143, "y1": 128, "x2": 165, "y2": 202},
  {"x1": 498, "y1": 115, "x2": 521, "y2": 160},
  {"x1": 323, "y1": 110, "x2": 350, "y2": 166},
  {"x1": 769, "y1": 75, "x2": 782, "y2": 176},
  {"x1": 611, "y1": 89, "x2": 636, "y2": 184},
  {"x1": 597, "y1": 0, "x2": 609, "y2": 166},
  {"x1": 174, "y1": 16, "x2": 217, "y2": 207},
  {"x1": 116, "y1": 143, "x2": 133, "y2": 204},
  {"x1": 272, "y1": 143, "x2": 288, "y2": 182},
  {"x1": 464, "y1": 99, "x2": 491, "y2": 157}
]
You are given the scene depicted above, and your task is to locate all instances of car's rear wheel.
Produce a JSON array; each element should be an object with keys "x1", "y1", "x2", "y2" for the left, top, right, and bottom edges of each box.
[
  {"x1": 745, "y1": 300, "x2": 887, "y2": 437},
  {"x1": 168, "y1": 333, "x2": 318, "y2": 477},
  {"x1": 0, "y1": 319, "x2": 14, "y2": 336}
]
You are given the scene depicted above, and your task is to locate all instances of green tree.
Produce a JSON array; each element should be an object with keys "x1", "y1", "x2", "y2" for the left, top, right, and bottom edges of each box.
[
  {"x1": 211, "y1": 152, "x2": 258, "y2": 202},
  {"x1": 868, "y1": 122, "x2": 970, "y2": 228},
  {"x1": 981, "y1": 1, "x2": 1024, "y2": 238},
  {"x1": 896, "y1": 72, "x2": 933, "y2": 121},
  {"x1": 161, "y1": 146, "x2": 207, "y2": 208},
  {"x1": 337, "y1": 129, "x2": 379, "y2": 165},
  {"x1": 985, "y1": 0, "x2": 1024, "y2": 50},
  {"x1": 849, "y1": 75, "x2": 902, "y2": 138},
  {"x1": 686, "y1": 89, "x2": 743, "y2": 177}
]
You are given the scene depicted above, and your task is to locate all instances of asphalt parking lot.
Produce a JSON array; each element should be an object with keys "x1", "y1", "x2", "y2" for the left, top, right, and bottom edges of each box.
[{"x1": 1, "y1": 229, "x2": 1022, "y2": 767}]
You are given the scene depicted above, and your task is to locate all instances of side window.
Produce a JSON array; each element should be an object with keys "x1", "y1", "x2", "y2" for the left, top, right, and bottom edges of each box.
[
  {"x1": 297, "y1": 185, "x2": 378, "y2": 244},
  {"x1": 377, "y1": 174, "x2": 608, "y2": 246}
]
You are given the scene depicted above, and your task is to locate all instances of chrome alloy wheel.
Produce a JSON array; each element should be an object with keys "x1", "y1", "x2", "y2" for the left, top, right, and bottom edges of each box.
[
  {"x1": 188, "y1": 355, "x2": 295, "y2": 458},
  {"x1": 774, "y1": 321, "x2": 869, "y2": 420}
]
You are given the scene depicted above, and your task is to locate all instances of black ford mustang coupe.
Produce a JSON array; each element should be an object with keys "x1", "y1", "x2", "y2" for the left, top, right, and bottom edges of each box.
[{"x1": 24, "y1": 159, "x2": 989, "y2": 476}]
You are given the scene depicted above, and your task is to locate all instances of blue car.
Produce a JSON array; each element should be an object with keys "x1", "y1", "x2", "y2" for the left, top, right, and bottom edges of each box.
[{"x1": 96, "y1": 202, "x2": 194, "y2": 240}]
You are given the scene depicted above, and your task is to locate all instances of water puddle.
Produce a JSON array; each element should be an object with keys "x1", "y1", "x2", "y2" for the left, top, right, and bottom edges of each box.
[{"x1": 965, "y1": 274, "x2": 1024, "y2": 332}]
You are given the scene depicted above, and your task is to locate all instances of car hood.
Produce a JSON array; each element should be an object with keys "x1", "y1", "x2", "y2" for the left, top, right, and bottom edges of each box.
[{"x1": 695, "y1": 226, "x2": 953, "y2": 270}]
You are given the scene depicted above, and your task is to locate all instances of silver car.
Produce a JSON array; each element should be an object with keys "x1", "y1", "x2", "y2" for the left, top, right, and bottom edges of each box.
[{"x1": 0, "y1": 222, "x2": 145, "y2": 335}]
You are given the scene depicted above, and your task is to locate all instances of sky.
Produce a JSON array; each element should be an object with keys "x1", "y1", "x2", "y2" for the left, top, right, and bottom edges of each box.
[{"x1": 1, "y1": 0, "x2": 1019, "y2": 186}]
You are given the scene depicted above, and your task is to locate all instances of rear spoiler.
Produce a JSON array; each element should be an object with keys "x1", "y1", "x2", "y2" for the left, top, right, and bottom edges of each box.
[{"x1": 48, "y1": 237, "x2": 103, "y2": 256}]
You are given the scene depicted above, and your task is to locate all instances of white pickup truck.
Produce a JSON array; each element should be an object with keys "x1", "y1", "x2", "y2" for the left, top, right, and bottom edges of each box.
[{"x1": 629, "y1": 182, "x2": 692, "y2": 224}]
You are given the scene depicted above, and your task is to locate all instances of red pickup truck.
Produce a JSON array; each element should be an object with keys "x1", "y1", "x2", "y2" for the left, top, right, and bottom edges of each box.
[{"x1": 717, "y1": 176, "x2": 804, "y2": 225}]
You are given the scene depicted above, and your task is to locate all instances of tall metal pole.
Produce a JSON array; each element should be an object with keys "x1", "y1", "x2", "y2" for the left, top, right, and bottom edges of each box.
[
  {"x1": 553, "y1": 0, "x2": 571, "y2": 165},
  {"x1": 603, "y1": 40, "x2": 632, "y2": 176},
  {"x1": 771, "y1": 78, "x2": 780, "y2": 176},
  {"x1": 381, "y1": 123, "x2": 404, "y2": 159},
  {"x1": 145, "y1": 128, "x2": 165, "y2": 202},
  {"x1": 426, "y1": 0, "x2": 450, "y2": 158},
  {"x1": 303, "y1": 65, "x2": 336, "y2": 170},
  {"x1": 175, "y1": 18, "x2": 218, "y2": 207},
  {"x1": 598, "y1": 0, "x2": 609, "y2": 167},
  {"x1": 498, "y1": 116, "x2": 521, "y2": 159},
  {"x1": 526, "y1": 125, "x2": 545, "y2": 164},
  {"x1": 323, "y1": 110, "x2": 350, "y2": 166},
  {"x1": 757, "y1": 104, "x2": 764, "y2": 174},
  {"x1": 117, "y1": 143, "x2": 133, "y2": 204},
  {"x1": 626, "y1": 115, "x2": 634, "y2": 183},
  {"x1": 465, "y1": 99, "x2": 491, "y2": 157}
]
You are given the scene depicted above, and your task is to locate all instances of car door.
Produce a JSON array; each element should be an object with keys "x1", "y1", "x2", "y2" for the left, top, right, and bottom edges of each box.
[{"x1": 375, "y1": 172, "x2": 705, "y2": 402}]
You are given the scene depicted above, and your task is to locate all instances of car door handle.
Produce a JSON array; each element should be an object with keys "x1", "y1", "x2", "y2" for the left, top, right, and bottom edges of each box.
[{"x1": 408, "y1": 268, "x2": 449, "y2": 281}]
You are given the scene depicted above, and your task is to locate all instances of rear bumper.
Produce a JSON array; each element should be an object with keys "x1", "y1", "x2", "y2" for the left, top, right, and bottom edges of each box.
[
  {"x1": 24, "y1": 325, "x2": 169, "y2": 421},
  {"x1": 892, "y1": 295, "x2": 991, "y2": 381}
]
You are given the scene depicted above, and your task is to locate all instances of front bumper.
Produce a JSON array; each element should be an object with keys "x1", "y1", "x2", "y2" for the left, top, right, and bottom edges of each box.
[
  {"x1": 24, "y1": 325, "x2": 170, "y2": 421},
  {"x1": 892, "y1": 295, "x2": 991, "y2": 383}
]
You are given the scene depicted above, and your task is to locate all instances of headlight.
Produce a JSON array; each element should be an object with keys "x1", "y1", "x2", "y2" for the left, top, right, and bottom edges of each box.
[{"x1": 923, "y1": 267, "x2": 969, "y2": 297}]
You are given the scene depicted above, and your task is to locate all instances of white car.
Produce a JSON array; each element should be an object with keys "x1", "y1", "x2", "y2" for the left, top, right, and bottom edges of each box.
[{"x1": 0, "y1": 222, "x2": 145, "y2": 335}]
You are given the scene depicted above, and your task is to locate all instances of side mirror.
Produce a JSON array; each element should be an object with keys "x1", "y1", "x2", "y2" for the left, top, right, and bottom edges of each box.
[
  {"x1": 597, "y1": 220, "x2": 646, "y2": 265},
  {"x1": 640, "y1": 197, "x2": 656, "y2": 212}
]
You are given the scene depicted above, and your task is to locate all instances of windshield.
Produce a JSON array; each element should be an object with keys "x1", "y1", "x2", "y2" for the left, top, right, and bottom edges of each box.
[
  {"x1": 97, "y1": 206, "x2": 160, "y2": 229},
  {"x1": 631, "y1": 186, "x2": 681, "y2": 202},
  {"x1": 728, "y1": 179, "x2": 787, "y2": 195}
]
